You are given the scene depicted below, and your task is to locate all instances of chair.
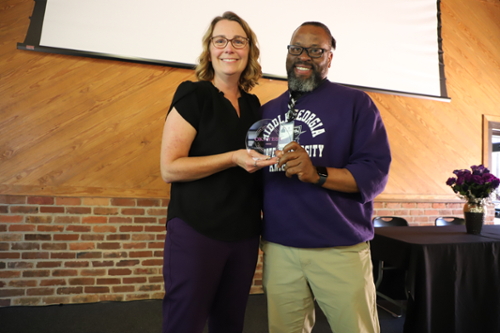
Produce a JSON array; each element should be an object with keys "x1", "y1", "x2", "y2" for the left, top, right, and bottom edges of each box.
[
  {"x1": 435, "y1": 216, "x2": 465, "y2": 226},
  {"x1": 373, "y1": 216, "x2": 409, "y2": 228},
  {"x1": 372, "y1": 216, "x2": 409, "y2": 317}
]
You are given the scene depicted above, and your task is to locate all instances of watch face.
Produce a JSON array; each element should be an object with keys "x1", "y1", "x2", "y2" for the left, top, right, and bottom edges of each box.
[
  {"x1": 315, "y1": 166, "x2": 328, "y2": 186},
  {"x1": 316, "y1": 166, "x2": 328, "y2": 177}
]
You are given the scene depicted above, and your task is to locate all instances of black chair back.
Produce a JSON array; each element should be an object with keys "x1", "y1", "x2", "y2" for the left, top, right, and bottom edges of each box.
[
  {"x1": 373, "y1": 216, "x2": 409, "y2": 227},
  {"x1": 435, "y1": 216, "x2": 465, "y2": 226},
  {"x1": 371, "y1": 215, "x2": 409, "y2": 317}
]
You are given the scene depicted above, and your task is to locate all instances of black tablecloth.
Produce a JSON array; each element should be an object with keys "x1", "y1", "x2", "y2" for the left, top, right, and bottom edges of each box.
[{"x1": 370, "y1": 225, "x2": 500, "y2": 333}]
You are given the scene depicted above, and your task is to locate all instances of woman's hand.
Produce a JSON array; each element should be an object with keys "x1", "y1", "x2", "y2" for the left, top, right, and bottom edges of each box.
[{"x1": 232, "y1": 149, "x2": 279, "y2": 173}]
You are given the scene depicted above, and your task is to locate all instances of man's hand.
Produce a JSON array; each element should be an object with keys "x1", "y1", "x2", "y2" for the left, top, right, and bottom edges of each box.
[
  {"x1": 276, "y1": 142, "x2": 359, "y2": 193},
  {"x1": 276, "y1": 142, "x2": 319, "y2": 184}
]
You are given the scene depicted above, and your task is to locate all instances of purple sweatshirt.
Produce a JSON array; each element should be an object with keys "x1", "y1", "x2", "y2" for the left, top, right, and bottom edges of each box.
[{"x1": 262, "y1": 80, "x2": 391, "y2": 248}]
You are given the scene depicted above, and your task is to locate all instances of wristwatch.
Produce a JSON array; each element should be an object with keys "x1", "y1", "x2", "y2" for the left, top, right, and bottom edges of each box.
[{"x1": 315, "y1": 166, "x2": 328, "y2": 186}]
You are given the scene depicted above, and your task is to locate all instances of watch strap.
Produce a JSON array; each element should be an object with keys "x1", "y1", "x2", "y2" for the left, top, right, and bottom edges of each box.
[{"x1": 315, "y1": 166, "x2": 328, "y2": 186}]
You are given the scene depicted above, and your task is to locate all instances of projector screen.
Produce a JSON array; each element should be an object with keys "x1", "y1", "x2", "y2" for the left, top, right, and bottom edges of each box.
[{"x1": 18, "y1": 0, "x2": 449, "y2": 101}]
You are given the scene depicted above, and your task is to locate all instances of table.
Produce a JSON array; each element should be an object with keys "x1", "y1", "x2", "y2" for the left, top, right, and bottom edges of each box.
[{"x1": 370, "y1": 225, "x2": 500, "y2": 333}]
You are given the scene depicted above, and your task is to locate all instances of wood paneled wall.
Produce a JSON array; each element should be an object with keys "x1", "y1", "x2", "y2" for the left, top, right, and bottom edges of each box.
[{"x1": 1, "y1": 0, "x2": 500, "y2": 201}]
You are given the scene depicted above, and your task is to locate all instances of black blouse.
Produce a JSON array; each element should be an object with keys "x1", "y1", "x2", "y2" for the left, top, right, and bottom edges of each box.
[{"x1": 166, "y1": 81, "x2": 263, "y2": 241}]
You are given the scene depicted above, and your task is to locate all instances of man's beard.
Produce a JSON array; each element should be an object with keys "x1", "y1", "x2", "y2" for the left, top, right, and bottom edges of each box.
[{"x1": 287, "y1": 63, "x2": 323, "y2": 92}]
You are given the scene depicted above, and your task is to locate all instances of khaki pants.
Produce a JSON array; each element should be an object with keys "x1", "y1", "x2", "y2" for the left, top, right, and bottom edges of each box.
[{"x1": 261, "y1": 241, "x2": 380, "y2": 333}]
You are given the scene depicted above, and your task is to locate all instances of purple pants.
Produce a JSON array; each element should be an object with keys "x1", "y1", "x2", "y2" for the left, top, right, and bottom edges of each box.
[{"x1": 162, "y1": 218, "x2": 260, "y2": 333}]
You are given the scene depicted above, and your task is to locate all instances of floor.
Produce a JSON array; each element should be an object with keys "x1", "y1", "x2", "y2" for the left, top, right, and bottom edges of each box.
[{"x1": 0, "y1": 295, "x2": 405, "y2": 333}]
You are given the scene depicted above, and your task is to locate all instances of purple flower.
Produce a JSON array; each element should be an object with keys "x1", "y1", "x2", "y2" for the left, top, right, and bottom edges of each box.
[
  {"x1": 456, "y1": 172, "x2": 471, "y2": 185},
  {"x1": 453, "y1": 169, "x2": 471, "y2": 177},
  {"x1": 472, "y1": 175, "x2": 484, "y2": 184},
  {"x1": 446, "y1": 177, "x2": 456, "y2": 186},
  {"x1": 483, "y1": 173, "x2": 497, "y2": 183},
  {"x1": 471, "y1": 165, "x2": 490, "y2": 175},
  {"x1": 446, "y1": 164, "x2": 500, "y2": 200}
]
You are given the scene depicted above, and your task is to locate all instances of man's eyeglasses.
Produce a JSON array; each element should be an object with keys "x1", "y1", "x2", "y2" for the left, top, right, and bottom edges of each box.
[
  {"x1": 287, "y1": 45, "x2": 328, "y2": 58},
  {"x1": 211, "y1": 36, "x2": 249, "y2": 49}
]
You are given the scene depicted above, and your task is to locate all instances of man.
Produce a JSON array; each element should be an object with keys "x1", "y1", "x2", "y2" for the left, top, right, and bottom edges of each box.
[{"x1": 261, "y1": 22, "x2": 391, "y2": 333}]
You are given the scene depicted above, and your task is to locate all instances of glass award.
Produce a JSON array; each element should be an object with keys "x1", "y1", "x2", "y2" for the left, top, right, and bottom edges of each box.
[{"x1": 246, "y1": 119, "x2": 295, "y2": 156}]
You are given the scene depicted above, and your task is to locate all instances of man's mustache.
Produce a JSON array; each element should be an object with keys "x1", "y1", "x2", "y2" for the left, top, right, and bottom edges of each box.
[{"x1": 293, "y1": 61, "x2": 313, "y2": 68}]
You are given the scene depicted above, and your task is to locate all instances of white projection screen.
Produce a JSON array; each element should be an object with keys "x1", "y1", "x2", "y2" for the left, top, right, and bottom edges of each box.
[{"x1": 18, "y1": 0, "x2": 449, "y2": 101}]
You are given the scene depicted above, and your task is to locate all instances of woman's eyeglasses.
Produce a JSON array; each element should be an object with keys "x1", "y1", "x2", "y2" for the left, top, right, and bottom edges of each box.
[{"x1": 211, "y1": 36, "x2": 249, "y2": 49}]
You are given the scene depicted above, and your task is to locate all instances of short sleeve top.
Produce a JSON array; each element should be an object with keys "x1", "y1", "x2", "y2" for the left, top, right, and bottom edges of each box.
[{"x1": 166, "y1": 81, "x2": 263, "y2": 241}]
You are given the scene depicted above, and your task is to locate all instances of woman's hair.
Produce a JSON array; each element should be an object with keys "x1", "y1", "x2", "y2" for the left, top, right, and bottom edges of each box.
[{"x1": 195, "y1": 11, "x2": 261, "y2": 92}]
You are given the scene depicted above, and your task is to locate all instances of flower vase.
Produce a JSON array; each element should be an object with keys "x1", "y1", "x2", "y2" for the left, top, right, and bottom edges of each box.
[{"x1": 463, "y1": 200, "x2": 485, "y2": 235}]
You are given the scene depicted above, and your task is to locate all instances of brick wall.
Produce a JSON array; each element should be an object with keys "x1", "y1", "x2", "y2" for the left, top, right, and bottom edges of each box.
[
  {"x1": 0, "y1": 195, "x2": 168, "y2": 307},
  {"x1": 0, "y1": 195, "x2": 495, "y2": 307},
  {"x1": 373, "y1": 201, "x2": 496, "y2": 225}
]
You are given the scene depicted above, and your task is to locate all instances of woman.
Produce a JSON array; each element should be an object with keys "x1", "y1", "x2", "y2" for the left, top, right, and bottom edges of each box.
[{"x1": 160, "y1": 11, "x2": 276, "y2": 333}]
